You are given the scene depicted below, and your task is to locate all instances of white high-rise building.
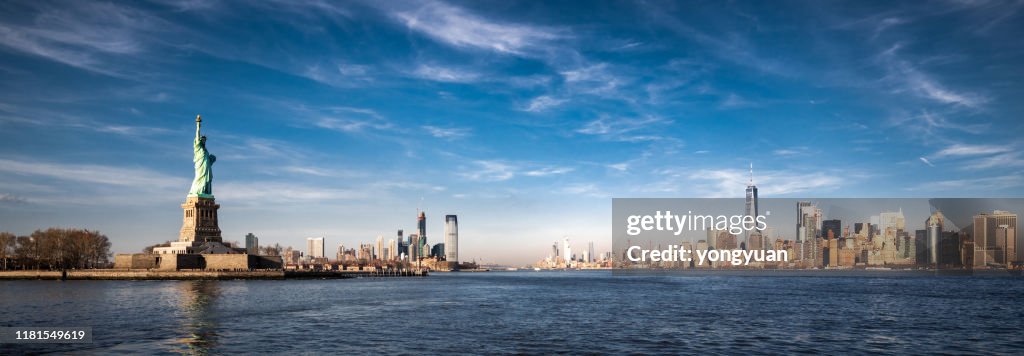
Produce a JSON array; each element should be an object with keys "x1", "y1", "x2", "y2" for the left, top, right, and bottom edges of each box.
[
  {"x1": 307, "y1": 237, "x2": 325, "y2": 259},
  {"x1": 388, "y1": 238, "x2": 397, "y2": 260},
  {"x1": 445, "y1": 215, "x2": 458, "y2": 263},
  {"x1": 563, "y1": 237, "x2": 572, "y2": 266},
  {"x1": 376, "y1": 235, "x2": 384, "y2": 260},
  {"x1": 245, "y1": 233, "x2": 258, "y2": 255}
]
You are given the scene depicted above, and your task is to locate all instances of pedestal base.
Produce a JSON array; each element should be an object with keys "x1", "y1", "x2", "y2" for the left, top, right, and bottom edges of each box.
[{"x1": 179, "y1": 195, "x2": 222, "y2": 244}]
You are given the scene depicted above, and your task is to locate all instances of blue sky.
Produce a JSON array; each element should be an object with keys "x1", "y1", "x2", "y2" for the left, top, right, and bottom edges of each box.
[{"x1": 0, "y1": 0, "x2": 1022, "y2": 265}]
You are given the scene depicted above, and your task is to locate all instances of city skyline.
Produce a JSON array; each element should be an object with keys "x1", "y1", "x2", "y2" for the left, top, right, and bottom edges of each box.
[
  {"x1": 613, "y1": 197, "x2": 1020, "y2": 269},
  {"x1": 1, "y1": 1, "x2": 1023, "y2": 265}
]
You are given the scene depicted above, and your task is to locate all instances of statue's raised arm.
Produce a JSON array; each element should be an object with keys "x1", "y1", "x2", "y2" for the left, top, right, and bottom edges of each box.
[{"x1": 195, "y1": 115, "x2": 202, "y2": 144}]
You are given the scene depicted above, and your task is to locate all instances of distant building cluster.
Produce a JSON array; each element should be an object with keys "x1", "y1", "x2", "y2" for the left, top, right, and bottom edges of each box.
[
  {"x1": 277, "y1": 211, "x2": 462, "y2": 271},
  {"x1": 660, "y1": 205, "x2": 1017, "y2": 270},
  {"x1": 537, "y1": 237, "x2": 611, "y2": 269},
  {"x1": 618, "y1": 167, "x2": 1019, "y2": 270}
]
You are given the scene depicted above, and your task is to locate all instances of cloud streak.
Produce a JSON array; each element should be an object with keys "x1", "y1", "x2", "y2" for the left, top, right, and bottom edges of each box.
[
  {"x1": 0, "y1": 158, "x2": 183, "y2": 189},
  {"x1": 575, "y1": 115, "x2": 671, "y2": 142},
  {"x1": 391, "y1": 0, "x2": 561, "y2": 55},
  {"x1": 645, "y1": 167, "x2": 845, "y2": 198},
  {"x1": 878, "y1": 44, "x2": 988, "y2": 108},
  {"x1": 458, "y1": 160, "x2": 573, "y2": 181},
  {"x1": 422, "y1": 125, "x2": 471, "y2": 139}
]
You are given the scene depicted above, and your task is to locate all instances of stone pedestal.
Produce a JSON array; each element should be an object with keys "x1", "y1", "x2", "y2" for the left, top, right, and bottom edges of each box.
[{"x1": 179, "y1": 195, "x2": 222, "y2": 244}]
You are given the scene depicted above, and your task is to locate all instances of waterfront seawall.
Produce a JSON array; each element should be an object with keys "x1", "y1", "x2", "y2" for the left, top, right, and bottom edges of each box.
[{"x1": 0, "y1": 269, "x2": 427, "y2": 280}]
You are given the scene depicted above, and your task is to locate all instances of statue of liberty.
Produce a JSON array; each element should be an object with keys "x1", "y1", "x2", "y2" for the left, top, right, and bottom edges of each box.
[{"x1": 188, "y1": 115, "x2": 216, "y2": 198}]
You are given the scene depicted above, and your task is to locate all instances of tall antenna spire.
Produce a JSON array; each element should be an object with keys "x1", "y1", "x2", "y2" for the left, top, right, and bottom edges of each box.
[{"x1": 749, "y1": 162, "x2": 754, "y2": 185}]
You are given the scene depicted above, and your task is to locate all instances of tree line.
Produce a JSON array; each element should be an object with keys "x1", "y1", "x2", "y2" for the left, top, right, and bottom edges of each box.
[{"x1": 0, "y1": 228, "x2": 112, "y2": 270}]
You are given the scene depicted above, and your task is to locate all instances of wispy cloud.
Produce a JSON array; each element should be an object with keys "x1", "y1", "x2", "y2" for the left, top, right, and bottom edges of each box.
[
  {"x1": 909, "y1": 174, "x2": 1024, "y2": 192},
  {"x1": 559, "y1": 63, "x2": 628, "y2": 97},
  {"x1": 0, "y1": 2, "x2": 178, "y2": 77},
  {"x1": 878, "y1": 43, "x2": 988, "y2": 107},
  {"x1": 316, "y1": 117, "x2": 392, "y2": 133},
  {"x1": 925, "y1": 143, "x2": 1022, "y2": 170},
  {"x1": 523, "y1": 166, "x2": 574, "y2": 177},
  {"x1": 919, "y1": 157, "x2": 935, "y2": 167},
  {"x1": 645, "y1": 167, "x2": 845, "y2": 197},
  {"x1": 933, "y1": 143, "x2": 1011, "y2": 157},
  {"x1": 459, "y1": 160, "x2": 516, "y2": 181},
  {"x1": 961, "y1": 152, "x2": 1024, "y2": 170},
  {"x1": 521, "y1": 95, "x2": 566, "y2": 112},
  {"x1": 391, "y1": 0, "x2": 560, "y2": 55},
  {"x1": 311, "y1": 107, "x2": 393, "y2": 133},
  {"x1": 607, "y1": 162, "x2": 629, "y2": 171},
  {"x1": 887, "y1": 110, "x2": 990, "y2": 139},
  {"x1": 95, "y1": 125, "x2": 172, "y2": 137},
  {"x1": 458, "y1": 160, "x2": 572, "y2": 181},
  {"x1": 645, "y1": 6, "x2": 793, "y2": 77},
  {"x1": 0, "y1": 158, "x2": 182, "y2": 189},
  {"x1": 422, "y1": 125, "x2": 471, "y2": 140},
  {"x1": 279, "y1": 165, "x2": 366, "y2": 179},
  {"x1": 773, "y1": 147, "x2": 810, "y2": 157},
  {"x1": 411, "y1": 64, "x2": 481, "y2": 83},
  {"x1": 560, "y1": 183, "x2": 606, "y2": 198},
  {"x1": 719, "y1": 93, "x2": 757, "y2": 109},
  {"x1": 217, "y1": 181, "x2": 371, "y2": 204},
  {"x1": 872, "y1": 17, "x2": 908, "y2": 40},
  {"x1": 0, "y1": 193, "x2": 28, "y2": 204},
  {"x1": 302, "y1": 61, "x2": 375, "y2": 87},
  {"x1": 575, "y1": 115, "x2": 671, "y2": 142}
]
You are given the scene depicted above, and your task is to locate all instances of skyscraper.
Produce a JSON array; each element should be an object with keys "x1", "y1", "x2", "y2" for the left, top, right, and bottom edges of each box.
[
  {"x1": 796, "y1": 202, "x2": 821, "y2": 263},
  {"x1": 563, "y1": 237, "x2": 571, "y2": 266},
  {"x1": 418, "y1": 211, "x2": 427, "y2": 251},
  {"x1": 375, "y1": 235, "x2": 384, "y2": 260},
  {"x1": 307, "y1": 237, "x2": 325, "y2": 259},
  {"x1": 588, "y1": 241, "x2": 595, "y2": 263},
  {"x1": 431, "y1": 243, "x2": 444, "y2": 259},
  {"x1": 997, "y1": 225, "x2": 1016, "y2": 265},
  {"x1": 745, "y1": 163, "x2": 759, "y2": 249},
  {"x1": 973, "y1": 210, "x2": 1018, "y2": 266},
  {"x1": 926, "y1": 210, "x2": 945, "y2": 265},
  {"x1": 245, "y1": 232, "x2": 258, "y2": 255},
  {"x1": 388, "y1": 238, "x2": 397, "y2": 260},
  {"x1": 796, "y1": 201, "x2": 812, "y2": 243},
  {"x1": 445, "y1": 215, "x2": 458, "y2": 263},
  {"x1": 409, "y1": 234, "x2": 420, "y2": 261},
  {"x1": 397, "y1": 229, "x2": 406, "y2": 258}
]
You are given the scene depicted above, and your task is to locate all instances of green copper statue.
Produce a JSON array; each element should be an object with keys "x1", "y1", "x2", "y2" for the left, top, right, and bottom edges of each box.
[{"x1": 188, "y1": 114, "x2": 216, "y2": 198}]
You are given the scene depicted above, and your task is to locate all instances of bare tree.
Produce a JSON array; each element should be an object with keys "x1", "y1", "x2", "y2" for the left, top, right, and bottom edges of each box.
[
  {"x1": 0, "y1": 232, "x2": 14, "y2": 270},
  {"x1": 5, "y1": 228, "x2": 112, "y2": 270}
]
